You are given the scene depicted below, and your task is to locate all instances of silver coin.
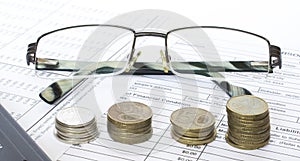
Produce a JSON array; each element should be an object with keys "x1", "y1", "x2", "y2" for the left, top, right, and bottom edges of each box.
[
  {"x1": 56, "y1": 107, "x2": 95, "y2": 128},
  {"x1": 57, "y1": 128, "x2": 98, "y2": 139},
  {"x1": 55, "y1": 124, "x2": 98, "y2": 135},
  {"x1": 54, "y1": 129, "x2": 98, "y2": 144},
  {"x1": 55, "y1": 121, "x2": 98, "y2": 134}
]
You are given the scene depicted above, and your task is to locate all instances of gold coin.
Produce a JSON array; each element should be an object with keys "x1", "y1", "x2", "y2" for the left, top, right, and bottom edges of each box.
[
  {"x1": 107, "y1": 121, "x2": 151, "y2": 133},
  {"x1": 228, "y1": 128, "x2": 270, "y2": 140},
  {"x1": 226, "y1": 109, "x2": 269, "y2": 121},
  {"x1": 107, "y1": 101, "x2": 152, "y2": 126},
  {"x1": 107, "y1": 116, "x2": 151, "y2": 129},
  {"x1": 226, "y1": 132, "x2": 269, "y2": 145},
  {"x1": 225, "y1": 95, "x2": 271, "y2": 149},
  {"x1": 225, "y1": 133, "x2": 269, "y2": 150},
  {"x1": 172, "y1": 125, "x2": 214, "y2": 138},
  {"x1": 226, "y1": 95, "x2": 268, "y2": 119},
  {"x1": 171, "y1": 129, "x2": 216, "y2": 145},
  {"x1": 229, "y1": 125, "x2": 271, "y2": 134},
  {"x1": 227, "y1": 115, "x2": 270, "y2": 127},
  {"x1": 170, "y1": 107, "x2": 215, "y2": 132},
  {"x1": 228, "y1": 124, "x2": 270, "y2": 134},
  {"x1": 108, "y1": 128, "x2": 153, "y2": 144},
  {"x1": 107, "y1": 129, "x2": 152, "y2": 139},
  {"x1": 107, "y1": 125, "x2": 152, "y2": 138},
  {"x1": 171, "y1": 127, "x2": 215, "y2": 140}
]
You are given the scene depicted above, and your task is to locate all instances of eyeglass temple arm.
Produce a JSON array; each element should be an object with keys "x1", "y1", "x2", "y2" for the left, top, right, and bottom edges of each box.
[
  {"x1": 31, "y1": 44, "x2": 281, "y2": 104},
  {"x1": 39, "y1": 66, "x2": 252, "y2": 104},
  {"x1": 33, "y1": 59, "x2": 273, "y2": 73},
  {"x1": 269, "y1": 45, "x2": 282, "y2": 73}
]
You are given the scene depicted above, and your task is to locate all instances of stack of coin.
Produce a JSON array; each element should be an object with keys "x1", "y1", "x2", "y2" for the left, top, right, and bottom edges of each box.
[
  {"x1": 170, "y1": 107, "x2": 216, "y2": 145},
  {"x1": 225, "y1": 95, "x2": 270, "y2": 150},
  {"x1": 107, "y1": 101, "x2": 153, "y2": 144},
  {"x1": 54, "y1": 107, "x2": 98, "y2": 144}
]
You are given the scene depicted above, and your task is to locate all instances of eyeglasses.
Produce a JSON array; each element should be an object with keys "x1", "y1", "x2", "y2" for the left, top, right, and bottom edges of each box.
[
  {"x1": 26, "y1": 24, "x2": 281, "y2": 77},
  {"x1": 26, "y1": 24, "x2": 282, "y2": 103}
]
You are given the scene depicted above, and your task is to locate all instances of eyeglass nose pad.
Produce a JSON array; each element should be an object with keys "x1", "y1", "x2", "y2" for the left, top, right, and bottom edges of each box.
[
  {"x1": 127, "y1": 48, "x2": 135, "y2": 59},
  {"x1": 160, "y1": 50, "x2": 169, "y2": 73},
  {"x1": 125, "y1": 50, "x2": 141, "y2": 72}
]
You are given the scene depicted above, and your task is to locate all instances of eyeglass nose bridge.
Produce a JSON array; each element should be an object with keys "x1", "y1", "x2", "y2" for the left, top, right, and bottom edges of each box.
[
  {"x1": 133, "y1": 31, "x2": 169, "y2": 62},
  {"x1": 135, "y1": 32, "x2": 167, "y2": 38},
  {"x1": 129, "y1": 31, "x2": 170, "y2": 73}
]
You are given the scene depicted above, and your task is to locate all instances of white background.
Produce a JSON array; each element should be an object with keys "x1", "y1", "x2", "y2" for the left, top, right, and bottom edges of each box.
[{"x1": 74, "y1": 0, "x2": 300, "y2": 51}]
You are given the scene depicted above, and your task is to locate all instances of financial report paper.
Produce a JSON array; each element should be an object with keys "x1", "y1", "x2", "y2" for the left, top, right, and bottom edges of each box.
[{"x1": 0, "y1": 0, "x2": 300, "y2": 160}]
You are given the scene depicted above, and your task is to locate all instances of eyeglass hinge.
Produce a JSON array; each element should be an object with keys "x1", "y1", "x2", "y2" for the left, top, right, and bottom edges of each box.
[
  {"x1": 26, "y1": 43, "x2": 37, "y2": 65},
  {"x1": 269, "y1": 45, "x2": 282, "y2": 73}
]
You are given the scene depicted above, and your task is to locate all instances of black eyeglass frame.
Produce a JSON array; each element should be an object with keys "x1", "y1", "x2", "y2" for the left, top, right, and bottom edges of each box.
[
  {"x1": 26, "y1": 24, "x2": 282, "y2": 75},
  {"x1": 26, "y1": 24, "x2": 282, "y2": 104}
]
